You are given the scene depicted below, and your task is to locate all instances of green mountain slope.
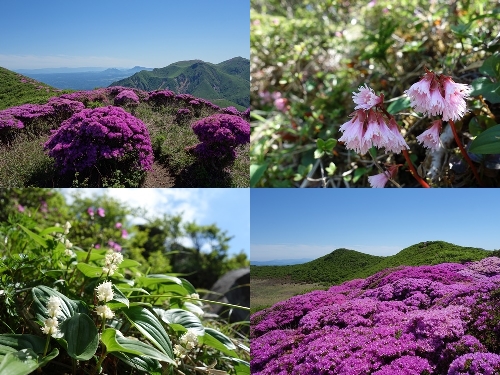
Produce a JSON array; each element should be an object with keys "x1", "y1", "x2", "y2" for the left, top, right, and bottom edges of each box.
[
  {"x1": 109, "y1": 57, "x2": 249, "y2": 110},
  {"x1": 251, "y1": 241, "x2": 491, "y2": 285},
  {"x1": 0, "y1": 67, "x2": 70, "y2": 110}
]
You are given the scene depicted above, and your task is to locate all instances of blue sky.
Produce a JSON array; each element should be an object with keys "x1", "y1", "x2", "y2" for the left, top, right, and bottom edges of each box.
[
  {"x1": 251, "y1": 189, "x2": 500, "y2": 261},
  {"x1": 61, "y1": 189, "x2": 250, "y2": 257},
  {"x1": 0, "y1": 0, "x2": 249, "y2": 69}
]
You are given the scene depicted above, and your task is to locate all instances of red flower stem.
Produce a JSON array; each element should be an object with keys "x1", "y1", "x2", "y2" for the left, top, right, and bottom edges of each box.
[
  {"x1": 449, "y1": 119, "x2": 483, "y2": 186},
  {"x1": 402, "y1": 149, "x2": 430, "y2": 188}
]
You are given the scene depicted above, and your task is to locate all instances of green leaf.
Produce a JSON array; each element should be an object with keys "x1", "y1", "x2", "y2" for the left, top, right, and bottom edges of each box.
[
  {"x1": 316, "y1": 138, "x2": 325, "y2": 149},
  {"x1": 75, "y1": 249, "x2": 106, "y2": 262},
  {"x1": 479, "y1": 53, "x2": 500, "y2": 79},
  {"x1": 0, "y1": 349, "x2": 39, "y2": 375},
  {"x1": 39, "y1": 227, "x2": 65, "y2": 236},
  {"x1": 250, "y1": 164, "x2": 268, "y2": 187},
  {"x1": 32, "y1": 286, "x2": 79, "y2": 322},
  {"x1": 154, "y1": 308, "x2": 205, "y2": 336},
  {"x1": 111, "y1": 352, "x2": 162, "y2": 374},
  {"x1": 112, "y1": 285, "x2": 130, "y2": 308},
  {"x1": 118, "y1": 259, "x2": 141, "y2": 269},
  {"x1": 59, "y1": 313, "x2": 98, "y2": 360},
  {"x1": 471, "y1": 77, "x2": 500, "y2": 104},
  {"x1": 137, "y1": 275, "x2": 188, "y2": 296},
  {"x1": 18, "y1": 225, "x2": 49, "y2": 249},
  {"x1": 468, "y1": 117, "x2": 483, "y2": 137},
  {"x1": 179, "y1": 278, "x2": 197, "y2": 295},
  {"x1": 469, "y1": 124, "x2": 500, "y2": 154},
  {"x1": 102, "y1": 329, "x2": 175, "y2": 364},
  {"x1": 314, "y1": 149, "x2": 325, "y2": 159},
  {"x1": 325, "y1": 162, "x2": 337, "y2": 176},
  {"x1": 0, "y1": 335, "x2": 46, "y2": 355},
  {"x1": 121, "y1": 306, "x2": 173, "y2": 358},
  {"x1": 387, "y1": 97, "x2": 411, "y2": 114},
  {"x1": 323, "y1": 138, "x2": 337, "y2": 151},
  {"x1": 353, "y1": 167, "x2": 368, "y2": 183},
  {"x1": 201, "y1": 328, "x2": 237, "y2": 357},
  {"x1": 222, "y1": 357, "x2": 250, "y2": 375},
  {"x1": 76, "y1": 263, "x2": 103, "y2": 278}
]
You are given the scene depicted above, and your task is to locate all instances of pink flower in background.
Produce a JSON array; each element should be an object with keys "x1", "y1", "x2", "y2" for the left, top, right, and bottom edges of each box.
[
  {"x1": 417, "y1": 120, "x2": 442, "y2": 150},
  {"x1": 17, "y1": 205, "x2": 25, "y2": 213},
  {"x1": 121, "y1": 230, "x2": 128, "y2": 239},
  {"x1": 274, "y1": 98, "x2": 288, "y2": 112},
  {"x1": 115, "y1": 222, "x2": 122, "y2": 229},
  {"x1": 108, "y1": 240, "x2": 122, "y2": 252},
  {"x1": 94, "y1": 244, "x2": 101, "y2": 249},
  {"x1": 97, "y1": 207, "x2": 105, "y2": 217},
  {"x1": 87, "y1": 207, "x2": 94, "y2": 217},
  {"x1": 353, "y1": 84, "x2": 382, "y2": 110},
  {"x1": 368, "y1": 165, "x2": 399, "y2": 188}
]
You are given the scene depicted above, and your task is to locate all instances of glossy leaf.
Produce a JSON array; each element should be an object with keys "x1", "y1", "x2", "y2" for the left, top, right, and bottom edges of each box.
[
  {"x1": 154, "y1": 308, "x2": 205, "y2": 336},
  {"x1": 469, "y1": 124, "x2": 500, "y2": 154},
  {"x1": 111, "y1": 352, "x2": 162, "y2": 375},
  {"x1": 32, "y1": 286, "x2": 79, "y2": 321},
  {"x1": 471, "y1": 77, "x2": 500, "y2": 104},
  {"x1": 101, "y1": 328, "x2": 143, "y2": 355},
  {"x1": 0, "y1": 348, "x2": 57, "y2": 375},
  {"x1": 121, "y1": 306, "x2": 173, "y2": 357},
  {"x1": 112, "y1": 284, "x2": 130, "y2": 308},
  {"x1": 59, "y1": 313, "x2": 98, "y2": 360},
  {"x1": 387, "y1": 96, "x2": 411, "y2": 114},
  {"x1": 75, "y1": 249, "x2": 106, "y2": 262},
  {"x1": 202, "y1": 328, "x2": 237, "y2": 357},
  {"x1": 179, "y1": 278, "x2": 197, "y2": 295},
  {"x1": 250, "y1": 164, "x2": 268, "y2": 187},
  {"x1": 118, "y1": 259, "x2": 141, "y2": 268},
  {"x1": 0, "y1": 334, "x2": 45, "y2": 355},
  {"x1": 479, "y1": 53, "x2": 500, "y2": 79},
  {"x1": 76, "y1": 263, "x2": 103, "y2": 278}
]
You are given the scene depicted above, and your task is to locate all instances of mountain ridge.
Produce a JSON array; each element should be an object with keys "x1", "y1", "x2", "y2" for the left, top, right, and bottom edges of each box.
[
  {"x1": 250, "y1": 241, "x2": 493, "y2": 285},
  {"x1": 109, "y1": 57, "x2": 249, "y2": 110}
]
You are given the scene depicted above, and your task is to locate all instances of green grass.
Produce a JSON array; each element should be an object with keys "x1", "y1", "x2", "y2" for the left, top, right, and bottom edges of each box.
[
  {"x1": 0, "y1": 70, "x2": 249, "y2": 187},
  {"x1": 251, "y1": 241, "x2": 492, "y2": 285},
  {"x1": 0, "y1": 67, "x2": 73, "y2": 110}
]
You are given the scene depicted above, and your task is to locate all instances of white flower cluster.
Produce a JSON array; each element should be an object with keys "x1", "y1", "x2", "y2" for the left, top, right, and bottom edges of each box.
[
  {"x1": 95, "y1": 305, "x2": 114, "y2": 319},
  {"x1": 96, "y1": 281, "x2": 114, "y2": 303},
  {"x1": 41, "y1": 296, "x2": 64, "y2": 338},
  {"x1": 102, "y1": 251, "x2": 124, "y2": 276},
  {"x1": 54, "y1": 222, "x2": 75, "y2": 257},
  {"x1": 180, "y1": 329, "x2": 199, "y2": 350}
]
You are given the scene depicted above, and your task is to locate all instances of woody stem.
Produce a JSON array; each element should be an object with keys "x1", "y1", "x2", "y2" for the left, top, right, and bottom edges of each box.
[{"x1": 449, "y1": 119, "x2": 483, "y2": 186}]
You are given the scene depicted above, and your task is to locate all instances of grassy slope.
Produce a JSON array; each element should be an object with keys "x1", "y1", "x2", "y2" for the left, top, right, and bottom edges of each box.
[
  {"x1": 0, "y1": 67, "x2": 72, "y2": 110},
  {"x1": 251, "y1": 241, "x2": 491, "y2": 285},
  {"x1": 110, "y1": 58, "x2": 249, "y2": 110}
]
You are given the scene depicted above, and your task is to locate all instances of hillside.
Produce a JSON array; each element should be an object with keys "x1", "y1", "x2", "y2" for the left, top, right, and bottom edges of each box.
[
  {"x1": 0, "y1": 67, "x2": 71, "y2": 110},
  {"x1": 110, "y1": 57, "x2": 249, "y2": 110},
  {"x1": 251, "y1": 241, "x2": 491, "y2": 285}
]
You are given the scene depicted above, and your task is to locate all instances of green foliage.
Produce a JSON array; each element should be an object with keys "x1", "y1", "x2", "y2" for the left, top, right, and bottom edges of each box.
[
  {"x1": 0, "y1": 192, "x2": 249, "y2": 375},
  {"x1": 251, "y1": 0, "x2": 500, "y2": 187},
  {"x1": 110, "y1": 57, "x2": 249, "y2": 110},
  {"x1": 251, "y1": 241, "x2": 491, "y2": 285}
]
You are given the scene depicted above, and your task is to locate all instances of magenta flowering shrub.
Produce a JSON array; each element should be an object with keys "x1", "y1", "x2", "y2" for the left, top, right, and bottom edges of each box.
[
  {"x1": 0, "y1": 103, "x2": 55, "y2": 132},
  {"x1": 251, "y1": 259, "x2": 500, "y2": 375},
  {"x1": 47, "y1": 97, "x2": 85, "y2": 121},
  {"x1": 175, "y1": 108, "x2": 192, "y2": 124},
  {"x1": 43, "y1": 106, "x2": 154, "y2": 174},
  {"x1": 188, "y1": 114, "x2": 250, "y2": 160},
  {"x1": 113, "y1": 89, "x2": 139, "y2": 106},
  {"x1": 146, "y1": 90, "x2": 175, "y2": 106},
  {"x1": 221, "y1": 106, "x2": 241, "y2": 116}
]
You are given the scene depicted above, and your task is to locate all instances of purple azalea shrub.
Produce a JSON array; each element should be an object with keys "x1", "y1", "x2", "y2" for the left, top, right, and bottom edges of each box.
[
  {"x1": 0, "y1": 104, "x2": 55, "y2": 131},
  {"x1": 242, "y1": 107, "x2": 250, "y2": 120},
  {"x1": 188, "y1": 114, "x2": 250, "y2": 160},
  {"x1": 147, "y1": 90, "x2": 175, "y2": 106},
  {"x1": 47, "y1": 97, "x2": 85, "y2": 120},
  {"x1": 44, "y1": 106, "x2": 153, "y2": 174},
  {"x1": 175, "y1": 93, "x2": 196, "y2": 103},
  {"x1": 59, "y1": 89, "x2": 109, "y2": 105},
  {"x1": 175, "y1": 108, "x2": 192, "y2": 124},
  {"x1": 114, "y1": 90, "x2": 140, "y2": 106},
  {"x1": 251, "y1": 259, "x2": 500, "y2": 375},
  {"x1": 221, "y1": 106, "x2": 241, "y2": 116}
]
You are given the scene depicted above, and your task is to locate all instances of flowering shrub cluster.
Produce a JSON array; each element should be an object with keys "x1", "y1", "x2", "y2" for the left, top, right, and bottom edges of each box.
[
  {"x1": 188, "y1": 114, "x2": 250, "y2": 160},
  {"x1": 176, "y1": 108, "x2": 192, "y2": 124},
  {"x1": 146, "y1": 90, "x2": 175, "y2": 106},
  {"x1": 251, "y1": 258, "x2": 500, "y2": 375},
  {"x1": 43, "y1": 106, "x2": 154, "y2": 173},
  {"x1": 0, "y1": 103, "x2": 55, "y2": 132},
  {"x1": 113, "y1": 89, "x2": 140, "y2": 106}
]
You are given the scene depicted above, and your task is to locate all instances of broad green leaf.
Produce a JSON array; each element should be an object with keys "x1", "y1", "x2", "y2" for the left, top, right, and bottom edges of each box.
[
  {"x1": 183, "y1": 302, "x2": 204, "y2": 318},
  {"x1": 75, "y1": 249, "x2": 106, "y2": 262},
  {"x1": 0, "y1": 348, "x2": 39, "y2": 375},
  {"x1": 76, "y1": 263, "x2": 103, "y2": 278},
  {"x1": 118, "y1": 259, "x2": 141, "y2": 268},
  {"x1": 250, "y1": 164, "x2": 268, "y2": 187},
  {"x1": 201, "y1": 328, "x2": 237, "y2": 357},
  {"x1": 32, "y1": 286, "x2": 79, "y2": 321},
  {"x1": 353, "y1": 167, "x2": 368, "y2": 183},
  {"x1": 469, "y1": 124, "x2": 500, "y2": 154},
  {"x1": 154, "y1": 308, "x2": 204, "y2": 336},
  {"x1": 179, "y1": 278, "x2": 197, "y2": 295},
  {"x1": 387, "y1": 96, "x2": 411, "y2": 114},
  {"x1": 39, "y1": 227, "x2": 65, "y2": 236},
  {"x1": 326, "y1": 162, "x2": 337, "y2": 176},
  {"x1": 102, "y1": 329, "x2": 174, "y2": 364},
  {"x1": 112, "y1": 284, "x2": 130, "y2": 308},
  {"x1": 323, "y1": 138, "x2": 337, "y2": 151},
  {"x1": 479, "y1": 53, "x2": 500, "y2": 79},
  {"x1": 111, "y1": 352, "x2": 162, "y2": 374},
  {"x1": 314, "y1": 149, "x2": 325, "y2": 159},
  {"x1": 59, "y1": 313, "x2": 98, "y2": 360},
  {"x1": 0, "y1": 334, "x2": 46, "y2": 355},
  {"x1": 222, "y1": 357, "x2": 250, "y2": 375},
  {"x1": 18, "y1": 225, "x2": 49, "y2": 249},
  {"x1": 316, "y1": 138, "x2": 325, "y2": 149},
  {"x1": 471, "y1": 77, "x2": 500, "y2": 104},
  {"x1": 137, "y1": 275, "x2": 188, "y2": 296},
  {"x1": 121, "y1": 306, "x2": 173, "y2": 358}
]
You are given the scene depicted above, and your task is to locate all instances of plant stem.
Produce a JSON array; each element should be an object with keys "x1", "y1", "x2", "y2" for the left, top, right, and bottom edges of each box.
[
  {"x1": 42, "y1": 334, "x2": 50, "y2": 357},
  {"x1": 402, "y1": 150, "x2": 430, "y2": 188},
  {"x1": 92, "y1": 349, "x2": 108, "y2": 375},
  {"x1": 449, "y1": 119, "x2": 484, "y2": 186}
]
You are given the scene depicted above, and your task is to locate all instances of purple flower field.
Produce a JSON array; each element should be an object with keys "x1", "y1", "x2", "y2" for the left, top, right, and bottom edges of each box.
[{"x1": 251, "y1": 258, "x2": 500, "y2": 375}]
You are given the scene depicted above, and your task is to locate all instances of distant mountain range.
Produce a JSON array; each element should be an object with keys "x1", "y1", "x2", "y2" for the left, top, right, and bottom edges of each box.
[
  {"x1": 16, "y1": 66, "x2": 153, "y2": 91},
  {"x1": 110, "y1": 57, "x2": 249, "y2": 110},
  {"x1": 251, "y1": 241, "x2": 493, "y2": 285},
  {"x1": 251, "y1": 258, "x2": 313, "y2": 266}
]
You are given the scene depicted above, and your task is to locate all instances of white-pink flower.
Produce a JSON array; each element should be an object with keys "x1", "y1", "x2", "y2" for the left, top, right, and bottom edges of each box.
[
  {"x1": 338, "y1": 110, "x2": 370, "y2": 154},
  {"x1": 416, "y1": 120, "x2": 442, "y2": 150},
  {"x1": 441, "y1": 76, "x2": 471, "y2": 121},
  {"x1": 352, "y1": 84, "x2": 382, "y2": 110},
  {"x1": 368, "y1": 165, "x2": 398, "y2": 188},
  {"x1": 385, "y1": 118, "x2": 409, "y2": 153}
]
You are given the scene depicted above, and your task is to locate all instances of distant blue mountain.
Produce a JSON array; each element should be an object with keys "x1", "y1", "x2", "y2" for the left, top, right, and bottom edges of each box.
[
  {"x1": 250, "y1": 258, "x2": 313, "y2": 266},
  {"x1": 15, "y1": 66, "x2": 153, "y2": 90}
]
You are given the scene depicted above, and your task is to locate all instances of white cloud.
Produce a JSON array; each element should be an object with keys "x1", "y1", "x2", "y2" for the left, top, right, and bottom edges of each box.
[{"x1": 0, "y1": 54, "x2": 138, "y2": 69}]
